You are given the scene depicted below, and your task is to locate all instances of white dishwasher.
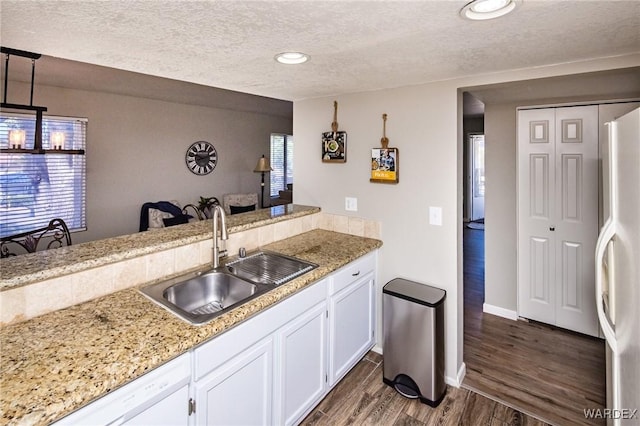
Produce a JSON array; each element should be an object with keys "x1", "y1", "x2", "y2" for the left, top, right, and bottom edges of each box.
[{"x1": 54, "y1": 353, "x2": 191, "y2": 426}]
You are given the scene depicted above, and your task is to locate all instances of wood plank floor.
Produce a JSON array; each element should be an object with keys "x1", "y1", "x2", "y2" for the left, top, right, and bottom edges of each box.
[
  {"x1": 463, "y1": 227, "x2": 607, "y2": 426},
  {"x1": 302, "y1": 351, "x2": 547, "y2": 426}
]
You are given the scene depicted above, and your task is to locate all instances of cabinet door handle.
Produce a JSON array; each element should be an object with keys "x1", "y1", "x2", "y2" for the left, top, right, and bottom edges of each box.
[
  {"x1": 550, "y1": 226, "x2": 555, "y2": 231},
  {"x1": 352, "y1": 271, "x2": 361, "y2": 277}
]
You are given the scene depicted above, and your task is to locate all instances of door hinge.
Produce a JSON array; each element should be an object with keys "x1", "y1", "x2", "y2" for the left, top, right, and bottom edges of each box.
[
  {"x1": 188, "y1": 398, "x2": 196, "y2": 416},
  {"x1": 326, "y1": 310, "x2": 328, "y2": 318},
  {"x1": 325, "y1": 373, "x2": 328, "y2": 383}
]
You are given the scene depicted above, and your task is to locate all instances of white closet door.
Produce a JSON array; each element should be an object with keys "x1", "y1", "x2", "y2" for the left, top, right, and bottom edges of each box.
[
  {"x1": 517, "y1": 105, "x2": 599, "y2": 337},
  {"x1": 518, "y1": 108, "x2": 557, "y2": 324},
  {"x1": 553, "y1": 105, "x2": 599, "y2": 336}
]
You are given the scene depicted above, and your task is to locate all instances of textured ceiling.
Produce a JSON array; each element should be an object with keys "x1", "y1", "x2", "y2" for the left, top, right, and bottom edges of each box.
[{"x1": 1, "y1": 1, "x2": 639, "y2": 101}]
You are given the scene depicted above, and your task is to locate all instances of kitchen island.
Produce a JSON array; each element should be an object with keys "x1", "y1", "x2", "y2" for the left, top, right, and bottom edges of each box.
[{"x1": 0, "y1": 229, "x2": 382, "y2": 425}]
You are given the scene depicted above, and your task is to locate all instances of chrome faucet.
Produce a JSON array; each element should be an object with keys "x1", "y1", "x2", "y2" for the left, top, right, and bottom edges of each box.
[{"x1": 211, "y1": 205, "x2": 228, "y2": 269}]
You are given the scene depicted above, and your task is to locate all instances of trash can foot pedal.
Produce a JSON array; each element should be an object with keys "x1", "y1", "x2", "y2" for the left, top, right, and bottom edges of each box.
[{"x1": 386, "y1": 374, "x2": 421, "y2": 399}]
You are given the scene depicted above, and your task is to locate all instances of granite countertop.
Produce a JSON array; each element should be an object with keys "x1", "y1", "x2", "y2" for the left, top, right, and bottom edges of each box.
[
  {"x1": 0, "y1": 204, "x2": 320, "y2": 290},
  {"x1": 0, "y1": 229, "x2": 382, "y2": 426}
]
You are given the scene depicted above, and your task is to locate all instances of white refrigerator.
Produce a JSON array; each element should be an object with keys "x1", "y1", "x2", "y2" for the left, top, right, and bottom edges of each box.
[{"x1": 596, "y1": 107, "x2": 640, "y2": 425}]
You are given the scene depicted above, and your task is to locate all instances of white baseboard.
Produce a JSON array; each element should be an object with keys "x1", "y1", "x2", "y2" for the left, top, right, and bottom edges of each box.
[
  {"x1": 483, "y1": 303, "x2": 518, "y2": 320},
  {"x1": 446, "y1": 362, "x2": 466, "y2": 387},
  {"x1": 372, "y1": 344, "x2": 383, "y2": 355}
]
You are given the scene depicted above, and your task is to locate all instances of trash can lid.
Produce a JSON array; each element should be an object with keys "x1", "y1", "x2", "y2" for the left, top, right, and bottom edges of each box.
[{"x1": 383, "y1": 278, "x2": 446, "y2": 307}]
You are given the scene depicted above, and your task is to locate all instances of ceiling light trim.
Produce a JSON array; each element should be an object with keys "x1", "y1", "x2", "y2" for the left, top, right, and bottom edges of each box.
[
  {"x1": 460, "y1": 0, "x2": 519, "y2": 20},
  {"x1": 274, "y1": 52, "x2": 310, "y2": 65}
]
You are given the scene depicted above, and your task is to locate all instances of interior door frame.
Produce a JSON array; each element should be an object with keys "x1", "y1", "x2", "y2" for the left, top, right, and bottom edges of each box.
[{"x1": 467, "y1": 132, "x2": 485, "y2": 221}]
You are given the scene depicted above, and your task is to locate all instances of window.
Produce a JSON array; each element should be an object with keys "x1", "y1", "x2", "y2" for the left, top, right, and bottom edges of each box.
[
  {"x1": 0, "y1": 113, "x2": 87, "y2": 238},
  {"x1": 270, "y1": 134, "x2": 293, "y2": 197}
]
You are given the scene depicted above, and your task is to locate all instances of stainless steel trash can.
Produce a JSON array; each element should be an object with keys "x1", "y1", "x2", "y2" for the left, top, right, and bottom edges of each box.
[{"x1": 383, "y1": 278, "x2": 446, "y2": 406}]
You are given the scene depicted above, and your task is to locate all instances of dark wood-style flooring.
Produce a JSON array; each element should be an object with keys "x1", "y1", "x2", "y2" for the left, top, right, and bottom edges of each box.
[
  {"x1": 463, "y1": 227, "x2": 606, "y2": 426},
  {"x1": 302, "y1": 351, "x2": 547, "y2": 426}
]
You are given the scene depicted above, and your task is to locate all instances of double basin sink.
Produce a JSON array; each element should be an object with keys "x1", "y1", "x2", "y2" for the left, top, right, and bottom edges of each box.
[{"x1": 140, "y1": 251, "x2": 317, "y2": 325}]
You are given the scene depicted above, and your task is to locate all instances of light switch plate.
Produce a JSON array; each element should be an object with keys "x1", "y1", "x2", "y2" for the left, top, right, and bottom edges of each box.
[
  {"x1": 429, "y1": 206, "x2": 442, "y2": 226},
  {"x1": 345, "y1": 197, "x2": 358, "y2": 212}
]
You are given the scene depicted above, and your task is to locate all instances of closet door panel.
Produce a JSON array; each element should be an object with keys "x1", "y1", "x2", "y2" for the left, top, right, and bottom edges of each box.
[
  {"x1": 518, "y1": 109, "x2": 556, "y2": 323},
  {"x1": 554, "y1": 106, "x2": 599, "y2": 336}
]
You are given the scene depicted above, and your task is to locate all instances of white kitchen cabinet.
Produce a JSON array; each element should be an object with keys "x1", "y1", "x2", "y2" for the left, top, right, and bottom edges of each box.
[
  {"x1": 328, "y1": 252, "x2": 376, "y2": 386},
  {"x1": 193, "y1": 337, "x2": 274, "y2": 426},
  {"x1": 53, "y1": 353, "x2": 191, "y2": 426},
  {"x1": 191, "y1": 278, "x2": 328, "y2": 426},
  {"x1": 274, "y1": 301, "x2": 327, "y2": 426},
  {"x1": 124, "y1": 385, "x2": 189, "y2": 426}
]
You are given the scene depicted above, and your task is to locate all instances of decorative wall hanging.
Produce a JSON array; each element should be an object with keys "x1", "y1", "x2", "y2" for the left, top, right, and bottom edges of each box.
[
  {"x1": 186, "y1": 141, "x2": 218, "y2": 175},
  {"x1": 370, "y1": 113, "x2": 399, "y2": 184},
  {"x1": 322, "y1": 101, "x2": 347, "y2": 162}
]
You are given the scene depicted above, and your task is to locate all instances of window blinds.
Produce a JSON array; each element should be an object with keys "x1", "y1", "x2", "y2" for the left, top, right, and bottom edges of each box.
[
  {"x1": 0, "y1": 113, "x2": 87, "y2": 238},
  {"x1": 270, "y1": 134, "x2": 293, "y2": 197}
]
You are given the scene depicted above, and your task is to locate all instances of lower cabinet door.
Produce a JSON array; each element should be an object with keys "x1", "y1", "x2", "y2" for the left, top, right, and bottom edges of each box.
[
  {"x1": 194, "y1": 337, "x2": 273, "y2": 426},
  {"x1": 275, "y1": 302, "x2": 327, "y2": 426},
  {"x1": 328, "y1": 274, "x2": 375, "y2": 386}
]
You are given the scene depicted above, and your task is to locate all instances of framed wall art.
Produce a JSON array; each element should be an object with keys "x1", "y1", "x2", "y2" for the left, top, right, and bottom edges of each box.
[
  {"x1": 370, "y1": 113, "x2": 399, "y2": 184},
  {"x1": 322, "y1": 101, "x2": 347, "y2": 163},
  {"x1": 370, "y1": 147, "x2": 399, "y2": 183},
  {"x1": 322, "y1": 131, "x2": 347, "y2": 162}
]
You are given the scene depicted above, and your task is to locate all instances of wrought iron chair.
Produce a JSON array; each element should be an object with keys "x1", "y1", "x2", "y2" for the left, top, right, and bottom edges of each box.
[
  {"x1": 1, "y1": 218, "x2": 72, "y2": 258},
  {"x1": 182, "y1": 204, "x2": 205, "y2": 221}
]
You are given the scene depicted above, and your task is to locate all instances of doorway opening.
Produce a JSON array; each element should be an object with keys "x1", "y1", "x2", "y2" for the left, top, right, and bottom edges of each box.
[{"x1": 460, "y1": 88, "x2": 606, "y2": 425}]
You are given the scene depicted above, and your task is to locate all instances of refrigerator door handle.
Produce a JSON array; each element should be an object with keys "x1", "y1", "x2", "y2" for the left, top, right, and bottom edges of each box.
[
  {"x1": 596, "y1": 120, "x2": 618, "y2": 353},
  {"x1": 596, "y1": 218, "x2": 617, "y2": 352}
]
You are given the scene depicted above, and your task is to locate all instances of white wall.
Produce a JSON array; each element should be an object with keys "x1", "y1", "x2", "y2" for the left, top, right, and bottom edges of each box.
[
  {"x1": 6, "y1": 80, "x2": 292, "y2": 243},
  {"x1": 294, "y1": 54, "x2": 640, "y2": 385}
]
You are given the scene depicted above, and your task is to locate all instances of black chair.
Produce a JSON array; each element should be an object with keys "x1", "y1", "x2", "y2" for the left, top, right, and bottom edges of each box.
[{"x1": 1, "y1": 218, "x2": 72, "y2": 258}]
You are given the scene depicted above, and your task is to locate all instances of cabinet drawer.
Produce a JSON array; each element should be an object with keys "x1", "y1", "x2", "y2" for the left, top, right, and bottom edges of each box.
[
  {"x1": 329, "y1": 252, "x2": 376, "y2": 295},
  {"x1": 194, "y1": 278, "x2": 327, "y2": 380}
]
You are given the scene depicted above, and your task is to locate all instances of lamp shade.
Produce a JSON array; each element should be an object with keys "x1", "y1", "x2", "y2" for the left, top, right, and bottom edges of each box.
[
  {"x1": 9, "y1": 129, "x2": 26, "y2": 145},
  {"x1": 254, "y1": 155, "x2": 273, "y2": 172}
]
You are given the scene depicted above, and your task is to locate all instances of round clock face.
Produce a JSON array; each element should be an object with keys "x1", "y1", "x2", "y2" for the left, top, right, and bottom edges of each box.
[{"x1": 186, "y1": 141, "x2": 217, "y2": 175}]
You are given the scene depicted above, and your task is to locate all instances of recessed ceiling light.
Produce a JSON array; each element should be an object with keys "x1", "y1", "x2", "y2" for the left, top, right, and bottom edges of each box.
[
  {"x1": 274, "y1": 52, "x2": 310, "y2": 65},
  {"x1": 460, "y1": 0, "x2": 519, "y2": 20}
]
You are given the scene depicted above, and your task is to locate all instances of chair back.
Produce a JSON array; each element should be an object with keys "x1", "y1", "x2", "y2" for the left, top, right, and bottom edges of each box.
[
  {"x1": 1, "y1": 218, "x2": 72, "y2": 258},
  {"x1": 222, "y1": 193, "x2": 258, "y2": 215},
  {"x1": 182, "y1": 204, "x2": 205, "y2": 220}
]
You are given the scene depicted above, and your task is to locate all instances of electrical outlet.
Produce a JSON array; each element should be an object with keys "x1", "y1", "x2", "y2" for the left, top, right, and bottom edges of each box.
[
  {"x1": 345, "y1": 197, "x2": 358, "y2": 212},
  {"x1": 429, "y1": 206, "x2": 442, "y2": 226}
]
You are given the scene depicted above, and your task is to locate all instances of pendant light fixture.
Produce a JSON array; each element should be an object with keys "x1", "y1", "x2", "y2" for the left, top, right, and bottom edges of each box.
[
  {"x1": 1, "y1": 47, "x2": 84, "y2": 155},
  {"x1": 1, "y1": 47, "x2": 48, "y2": 153}
]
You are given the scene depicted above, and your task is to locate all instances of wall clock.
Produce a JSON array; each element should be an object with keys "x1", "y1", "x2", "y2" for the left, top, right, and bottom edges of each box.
[{"x1": 185, "y1": 141, "x2": 218, "y2": 175}]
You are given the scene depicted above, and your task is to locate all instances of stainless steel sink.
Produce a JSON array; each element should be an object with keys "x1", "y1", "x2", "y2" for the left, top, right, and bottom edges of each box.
[
  {"x1": 225, "y1": 251, "x2": 317, "y2": 285},
  {"x1": 139, "y1": 251, "x2": 317, "y2": 325},
  {"x1": 140, "y1": 270, "x2": 271, "y2": 325}
]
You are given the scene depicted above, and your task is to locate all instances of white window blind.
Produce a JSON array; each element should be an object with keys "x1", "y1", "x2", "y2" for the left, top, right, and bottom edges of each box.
[
  {"x1": 0, "y1": 113, "x2": 87, "y2": 238},
  {"x1": 270, "y1": 134, "x2": 293, "y2": 197}
]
